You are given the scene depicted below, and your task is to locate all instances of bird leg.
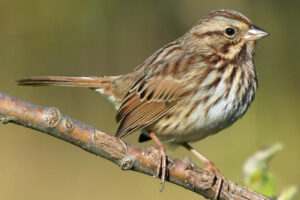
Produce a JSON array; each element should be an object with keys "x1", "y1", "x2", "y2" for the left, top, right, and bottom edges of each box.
[
  {"x1": 149, "y1": 131, "x2": 167, "y2": 191},
  {"x1": 183, "y1": 143, "x2": 227, "y2": 199}
]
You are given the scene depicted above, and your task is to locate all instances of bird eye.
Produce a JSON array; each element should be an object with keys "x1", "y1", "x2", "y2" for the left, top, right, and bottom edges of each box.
[{"x1": 225, "y1": 28, "x2": 235, "y2": 36}]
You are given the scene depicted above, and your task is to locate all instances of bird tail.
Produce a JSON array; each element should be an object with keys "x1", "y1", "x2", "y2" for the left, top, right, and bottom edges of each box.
[
  {"x1": 17, "y1": 75, "x2": 120, "y2": 102},
  {"x1": 17, "y1": 76, "x2": 113, "y2": 88}
]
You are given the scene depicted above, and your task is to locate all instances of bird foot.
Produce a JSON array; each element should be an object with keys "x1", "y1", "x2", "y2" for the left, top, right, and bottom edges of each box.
[
  {"x1": 149, "y1": 132, "x2": 167, "y2": 191},
  {"x1": 157, "y1": 145, "x2": 167, "y2": 191},
  {"x1": 182, "y1": 143, "x2": 229, "y2": 199},
  {"x1": 205, "y1": 161, "x2": 229, "y2": 199}
]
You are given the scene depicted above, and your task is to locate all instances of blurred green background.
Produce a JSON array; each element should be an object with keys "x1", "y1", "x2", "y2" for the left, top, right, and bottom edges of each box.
[{"x1": 0, "y1": 0, "x2": 299, "y2": 199}]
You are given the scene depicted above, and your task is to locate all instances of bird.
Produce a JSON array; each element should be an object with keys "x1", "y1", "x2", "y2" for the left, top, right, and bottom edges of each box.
[{"x1": 18, "y1": 9, "x2": 269, "y2": 198}]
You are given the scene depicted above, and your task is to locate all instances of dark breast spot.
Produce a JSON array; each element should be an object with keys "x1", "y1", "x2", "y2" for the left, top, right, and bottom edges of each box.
[
  {"x1": 228, "y1": 66, "x2": 237, "y2": 85},
  {"x1": 207, "y1": 77, "x2": 221, "y2": 89}
]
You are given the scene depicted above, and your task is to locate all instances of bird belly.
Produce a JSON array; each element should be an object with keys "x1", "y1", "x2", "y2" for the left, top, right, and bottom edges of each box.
[{"x1": 154, "y1": 91, "x2": 250, "y2": 144}]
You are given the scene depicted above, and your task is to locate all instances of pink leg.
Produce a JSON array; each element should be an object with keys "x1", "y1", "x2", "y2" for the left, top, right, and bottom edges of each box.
[
  {"x1": 183, "y1": 143, "x2": 227, "y2": 199},
  {"x1": 149, "y1": 131, "x2": 167, "y2": 191}
]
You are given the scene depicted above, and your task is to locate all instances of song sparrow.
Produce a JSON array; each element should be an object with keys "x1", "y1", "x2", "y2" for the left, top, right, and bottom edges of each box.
[{"x1": 18, "y1": 9, "x2": 268, "y2": 197}]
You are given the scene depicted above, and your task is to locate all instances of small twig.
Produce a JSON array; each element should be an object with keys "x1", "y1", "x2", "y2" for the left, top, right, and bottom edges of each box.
[{"x1": 0, "y1": 91, "x2": 272, "y2": 200}]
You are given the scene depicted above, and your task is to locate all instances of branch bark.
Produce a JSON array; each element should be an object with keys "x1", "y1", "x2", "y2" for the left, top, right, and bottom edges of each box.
[{"x1": 0, "y1": 91, "x2": 272, "y2": 200}]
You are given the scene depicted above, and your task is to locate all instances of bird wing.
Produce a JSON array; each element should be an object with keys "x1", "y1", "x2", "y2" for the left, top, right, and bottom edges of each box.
[{"x1": 115, "y1": 54, "x2": 195, "y2": 138}]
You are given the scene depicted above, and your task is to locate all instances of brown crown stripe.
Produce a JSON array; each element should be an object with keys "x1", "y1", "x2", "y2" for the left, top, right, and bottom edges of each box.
[{"x1": 204, "y1": 10, "x2": 251, "y2": 26}]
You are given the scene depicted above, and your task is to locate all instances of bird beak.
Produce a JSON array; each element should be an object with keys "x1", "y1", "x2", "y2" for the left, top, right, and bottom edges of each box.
[{"x1": 244, "y1": 25, "x2": 269, "y2": 41}]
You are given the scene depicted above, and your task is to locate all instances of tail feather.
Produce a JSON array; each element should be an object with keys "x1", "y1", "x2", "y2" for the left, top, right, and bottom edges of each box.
[
  {"x1": 17, "y1": 76, "x2": 111, "y2": 88},
  {"x1": 18, "y1": 75, "x2": 127, "y2": 109}
]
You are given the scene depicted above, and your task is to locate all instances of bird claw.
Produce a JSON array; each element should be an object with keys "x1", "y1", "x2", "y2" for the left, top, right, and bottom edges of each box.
[
  {"x1": 148, "y1": 132, "x2": 168, "y2": 191},
  {"x1": 157, "y1": 145, "x2": 167, "y2": 191},
  {"x1": 205, "y1": 161, "x2": 229, "y2": 199}
]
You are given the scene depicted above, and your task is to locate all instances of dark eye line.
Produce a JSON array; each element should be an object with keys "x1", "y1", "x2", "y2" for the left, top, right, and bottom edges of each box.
[
  {"x1": 193, "y1": 31, "x2": 224, "y2": 39},
  {"x1": 193, "y1": 27, "x2": 239, "y2": 39}
]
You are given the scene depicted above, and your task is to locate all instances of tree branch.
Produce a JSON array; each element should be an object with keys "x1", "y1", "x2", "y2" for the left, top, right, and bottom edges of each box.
[{"x1": 0, "y1": 91, "x2": 272, "y2": 200}]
